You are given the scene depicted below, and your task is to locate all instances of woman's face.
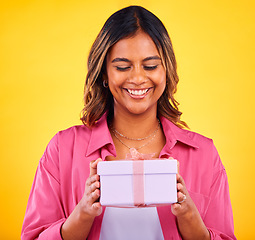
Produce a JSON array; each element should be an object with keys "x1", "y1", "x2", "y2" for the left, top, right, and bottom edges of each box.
[{"x1": 105, "y1": 31, "x2": 166, "y2": 117}]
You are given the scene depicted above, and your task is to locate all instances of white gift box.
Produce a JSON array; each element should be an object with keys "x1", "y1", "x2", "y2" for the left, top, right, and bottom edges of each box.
[{"x1": 97, "y1": 159, "x2": 177, "y2": 207}]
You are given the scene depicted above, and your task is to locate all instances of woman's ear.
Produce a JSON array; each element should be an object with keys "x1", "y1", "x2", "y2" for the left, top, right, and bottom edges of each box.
[
  {"x1": 103, "y1": 79, "x2": 109, "y2": 88},
  {"x1": 102, "y1": 71, "x2": 108, "y2": 87}
]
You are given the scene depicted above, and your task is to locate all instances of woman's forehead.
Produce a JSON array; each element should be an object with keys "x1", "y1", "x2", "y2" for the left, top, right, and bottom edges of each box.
[{"x1": 107, "y1": 31, "x2": 160, "y2": 61}]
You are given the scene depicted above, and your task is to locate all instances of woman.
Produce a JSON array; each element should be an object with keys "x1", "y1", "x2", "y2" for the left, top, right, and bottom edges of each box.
[{"x1": 21, "y1": 6, "x2": 236, "y2": 240}]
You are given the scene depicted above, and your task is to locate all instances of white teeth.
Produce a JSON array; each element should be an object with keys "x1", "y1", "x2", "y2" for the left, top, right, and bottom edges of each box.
[{"x1": 127, "y1": 89, "x2": 149, "y2": 96}]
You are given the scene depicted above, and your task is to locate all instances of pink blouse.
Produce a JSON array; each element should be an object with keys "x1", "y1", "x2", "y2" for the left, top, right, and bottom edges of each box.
[{"x1": 21, "y1": 113, "x2": 236, "y2": 239}]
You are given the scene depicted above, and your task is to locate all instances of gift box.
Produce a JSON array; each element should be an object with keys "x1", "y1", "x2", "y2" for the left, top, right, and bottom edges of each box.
[{"x1": 97, "y1": 159, "x2": 177, "y2": 207}]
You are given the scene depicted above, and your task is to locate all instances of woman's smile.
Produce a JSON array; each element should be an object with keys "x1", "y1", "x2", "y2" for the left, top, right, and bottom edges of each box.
[{"x1": 125, "y1": 87, "x2": 152, "y2": 98}]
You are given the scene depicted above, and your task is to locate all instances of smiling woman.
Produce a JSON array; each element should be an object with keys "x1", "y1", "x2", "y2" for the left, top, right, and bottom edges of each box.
[{"x1": 21, "y1": 5, "x2": 236, "y2": 240}]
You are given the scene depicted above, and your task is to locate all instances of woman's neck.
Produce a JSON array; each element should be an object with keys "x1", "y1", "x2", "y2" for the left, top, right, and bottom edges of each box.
[
  {"x1": 110, "y1": 110, "x2": 159, "y2": 140},
  {"x1": 106, "y1": 109, "x2": 166, "y2": 161}
]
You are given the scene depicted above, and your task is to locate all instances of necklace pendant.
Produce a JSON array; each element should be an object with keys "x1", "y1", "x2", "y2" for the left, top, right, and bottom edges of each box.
[{"x1": 125, "y1": 147, "x2": 155, "y2": 160}]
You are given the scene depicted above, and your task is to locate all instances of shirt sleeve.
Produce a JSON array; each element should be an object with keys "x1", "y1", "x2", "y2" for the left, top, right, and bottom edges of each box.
[
  {"x1": 203, "y1": 144, "x2": 236, "y2": 240},
  {"x1": 21, "y1": 133, "x2": 66, "y2": 240}
]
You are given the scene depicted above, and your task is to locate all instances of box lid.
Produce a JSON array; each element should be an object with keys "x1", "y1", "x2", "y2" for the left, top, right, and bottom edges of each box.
[{"x1": 97, "y1": 159, "x2": 177, "y2": 175}]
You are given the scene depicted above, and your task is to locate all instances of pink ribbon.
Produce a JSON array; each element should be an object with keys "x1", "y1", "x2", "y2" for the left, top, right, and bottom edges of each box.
[
  {"x1": 133, "y1": 160, "x2": 145, "y2": 207},
  {"x1": 126, "y1": 148, "x2": 155, "y2": 207}
]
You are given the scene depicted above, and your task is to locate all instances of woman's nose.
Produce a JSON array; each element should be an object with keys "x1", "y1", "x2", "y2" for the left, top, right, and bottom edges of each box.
[{"x1": 129, "y1": 66, "x2": 146, "y2": 85}]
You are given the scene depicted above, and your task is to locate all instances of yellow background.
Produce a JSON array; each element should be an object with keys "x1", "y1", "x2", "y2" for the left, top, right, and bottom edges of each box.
[{"x1": 0, "y1": 0, "x2": 254, "y2": 239}]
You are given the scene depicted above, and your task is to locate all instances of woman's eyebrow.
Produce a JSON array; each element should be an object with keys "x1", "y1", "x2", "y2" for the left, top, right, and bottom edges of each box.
[
  {"x1": 112, "y1": 57, "x2": 130, "y2": 63},
  {"x1": 143, "y1": 56, "x2": 161, "y2": 62},
  {"x1": 111, "y1": 56, "x2": 161, "y2": 63}
]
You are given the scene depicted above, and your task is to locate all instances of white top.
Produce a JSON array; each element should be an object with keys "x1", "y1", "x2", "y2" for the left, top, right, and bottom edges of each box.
[{"x1": 99, "y1": 207, "x2": 164, "y2": 240}]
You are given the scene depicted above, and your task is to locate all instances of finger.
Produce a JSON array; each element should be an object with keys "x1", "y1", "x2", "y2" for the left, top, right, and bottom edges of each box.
[
  {"x1": 169, "y1": 157, "x2": 179, "y2": 173},
  {"x1": 177, "y1": 182, "x2": 183, "y2": 192},
  {"x1": 177, "y1": 191, "x2": 186, "y2": 204},
  {"x1": 86, "y1": 174, "x2": 99, "y2": 187},
  {"x1": 171, "y1": 201, "x2": 182, "y2": 216},
  {"x1": 88, "y1": 181, "x2": 100, "y2": 194},
  {"x1": 90, "y1": 189, "x2": 100, "y2": 203},
  {"x1": 176, "y1": 173, "x2": 185, "y2": 186},
  {"x1": 89, "y1": 158, "x2": 102, "y2": 177},
  {"x1": 177, "y1": 189, "x2": 186, "y2": 202},
  {"x1": 92, "y1": 202, "x2": 102, "y2": 210},
  {"x1": 176, "y1": 174, "x2": 188, "y2": 196},
  {"x1": 92, "y1": 202, "x2": 102, "y2": 215}
]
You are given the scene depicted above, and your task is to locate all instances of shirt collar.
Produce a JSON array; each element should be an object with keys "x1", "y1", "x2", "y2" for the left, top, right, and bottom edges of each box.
[
  {"x1": 85, "y1": 112, "x2": 116, "y2": 157},
  {"x1": 85, "y1": 113, "x2": 199, "y2": 157},
  {"x1": 159, "y1": 115, "x2": 199, "y2": 150}
]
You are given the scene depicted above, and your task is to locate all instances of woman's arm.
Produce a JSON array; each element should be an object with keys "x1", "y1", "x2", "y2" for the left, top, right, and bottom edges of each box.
[
  {"x1": 171, "y1": 174, "x2": 210, "y2": 240},
  {"x1": 61, "y1": 159, "x2": 102, "y2": 240},
  {"x1": 21, "y1": 134, "x2": 102, "y2": 240}
]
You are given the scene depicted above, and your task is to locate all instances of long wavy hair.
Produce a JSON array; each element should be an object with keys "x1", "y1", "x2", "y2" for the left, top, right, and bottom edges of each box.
[{"x1": 80, "y1": 5, "x2": 188, "y2": 128}]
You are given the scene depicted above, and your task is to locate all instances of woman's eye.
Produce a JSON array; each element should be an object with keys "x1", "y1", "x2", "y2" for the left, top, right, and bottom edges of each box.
[
  {"x1": 143, "y1": 65, "x2": 158, "y2": 70},
  {"x1": 116, "y1": 66, "x2": 130, "y2": 71}
]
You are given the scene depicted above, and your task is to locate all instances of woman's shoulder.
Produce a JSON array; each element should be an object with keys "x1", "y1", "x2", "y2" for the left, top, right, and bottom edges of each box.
[
  {"x1": 169, "y1": 123, "x2": 224, "y2": 171},
  {"x1": 181, "y1": 128, "x2": 220, "y2": 157},
  {"x1": 57, "y1": 113, "x2": 109, "y2": 139},
  {"x1": 180, "y1": 127, "x2": 224, "y2": 167},
  {"x1": 58, "y1": 124, "x2": 91, "y2": 136},
  {"x1": 181, "y1": 127, "x2": 213, "y2": 145},
  {"x1": 162, "y1": 117, "x2": 214, "y2": 148},
  {"x1": 45, "y1": 125, "x2": 92, "y2": 150}
]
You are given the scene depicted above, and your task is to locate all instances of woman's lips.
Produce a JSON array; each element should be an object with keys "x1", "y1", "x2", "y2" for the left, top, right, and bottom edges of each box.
[{"x1": 125, "y1": 88, "x2": 151, "y2": 98}]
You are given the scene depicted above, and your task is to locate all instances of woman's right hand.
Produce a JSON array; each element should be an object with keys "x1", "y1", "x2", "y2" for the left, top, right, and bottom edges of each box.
[
  {"x1": 79, "y1": 158, "x2": 102, "y2": 217},
  {"x1": 61, "y1": 158, "x2": 102, "y2": 240}
]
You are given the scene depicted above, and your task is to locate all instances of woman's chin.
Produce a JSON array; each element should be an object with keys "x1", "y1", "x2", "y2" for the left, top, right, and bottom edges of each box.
[{"x1": 125, "y1": 105, "x2": 155, "y2": 116}]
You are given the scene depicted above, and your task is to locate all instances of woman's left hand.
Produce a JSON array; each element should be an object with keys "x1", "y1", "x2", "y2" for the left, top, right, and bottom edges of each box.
[
  {"x1": 171, "y1": 173, "x2": 194, "y2": 217},
  {"x1": 171, "y1": 173, "x2": 210, "y2": 240}
]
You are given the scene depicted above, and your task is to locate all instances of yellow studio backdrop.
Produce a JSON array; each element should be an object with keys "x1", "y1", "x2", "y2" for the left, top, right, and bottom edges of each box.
[{"x1": 0, "y1": 0, "x2": 254, "y2": 239}]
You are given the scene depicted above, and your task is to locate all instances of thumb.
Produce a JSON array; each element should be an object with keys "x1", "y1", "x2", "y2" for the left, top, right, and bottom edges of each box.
[
  {"x1": 169, "y1": 157, "x2": 179, "y2": 174},
  {"x1": 89, "y1": 158, "x2": 102, "y2": 177}
]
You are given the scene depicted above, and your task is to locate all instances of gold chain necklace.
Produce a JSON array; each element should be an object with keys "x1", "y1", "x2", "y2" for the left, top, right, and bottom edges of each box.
[
  {"x1": 112, "y1": 119, "x2": 160, "y2": 141},
  {"x1": 111, "y1": 120, "x2": 160, "y2": 150}
]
